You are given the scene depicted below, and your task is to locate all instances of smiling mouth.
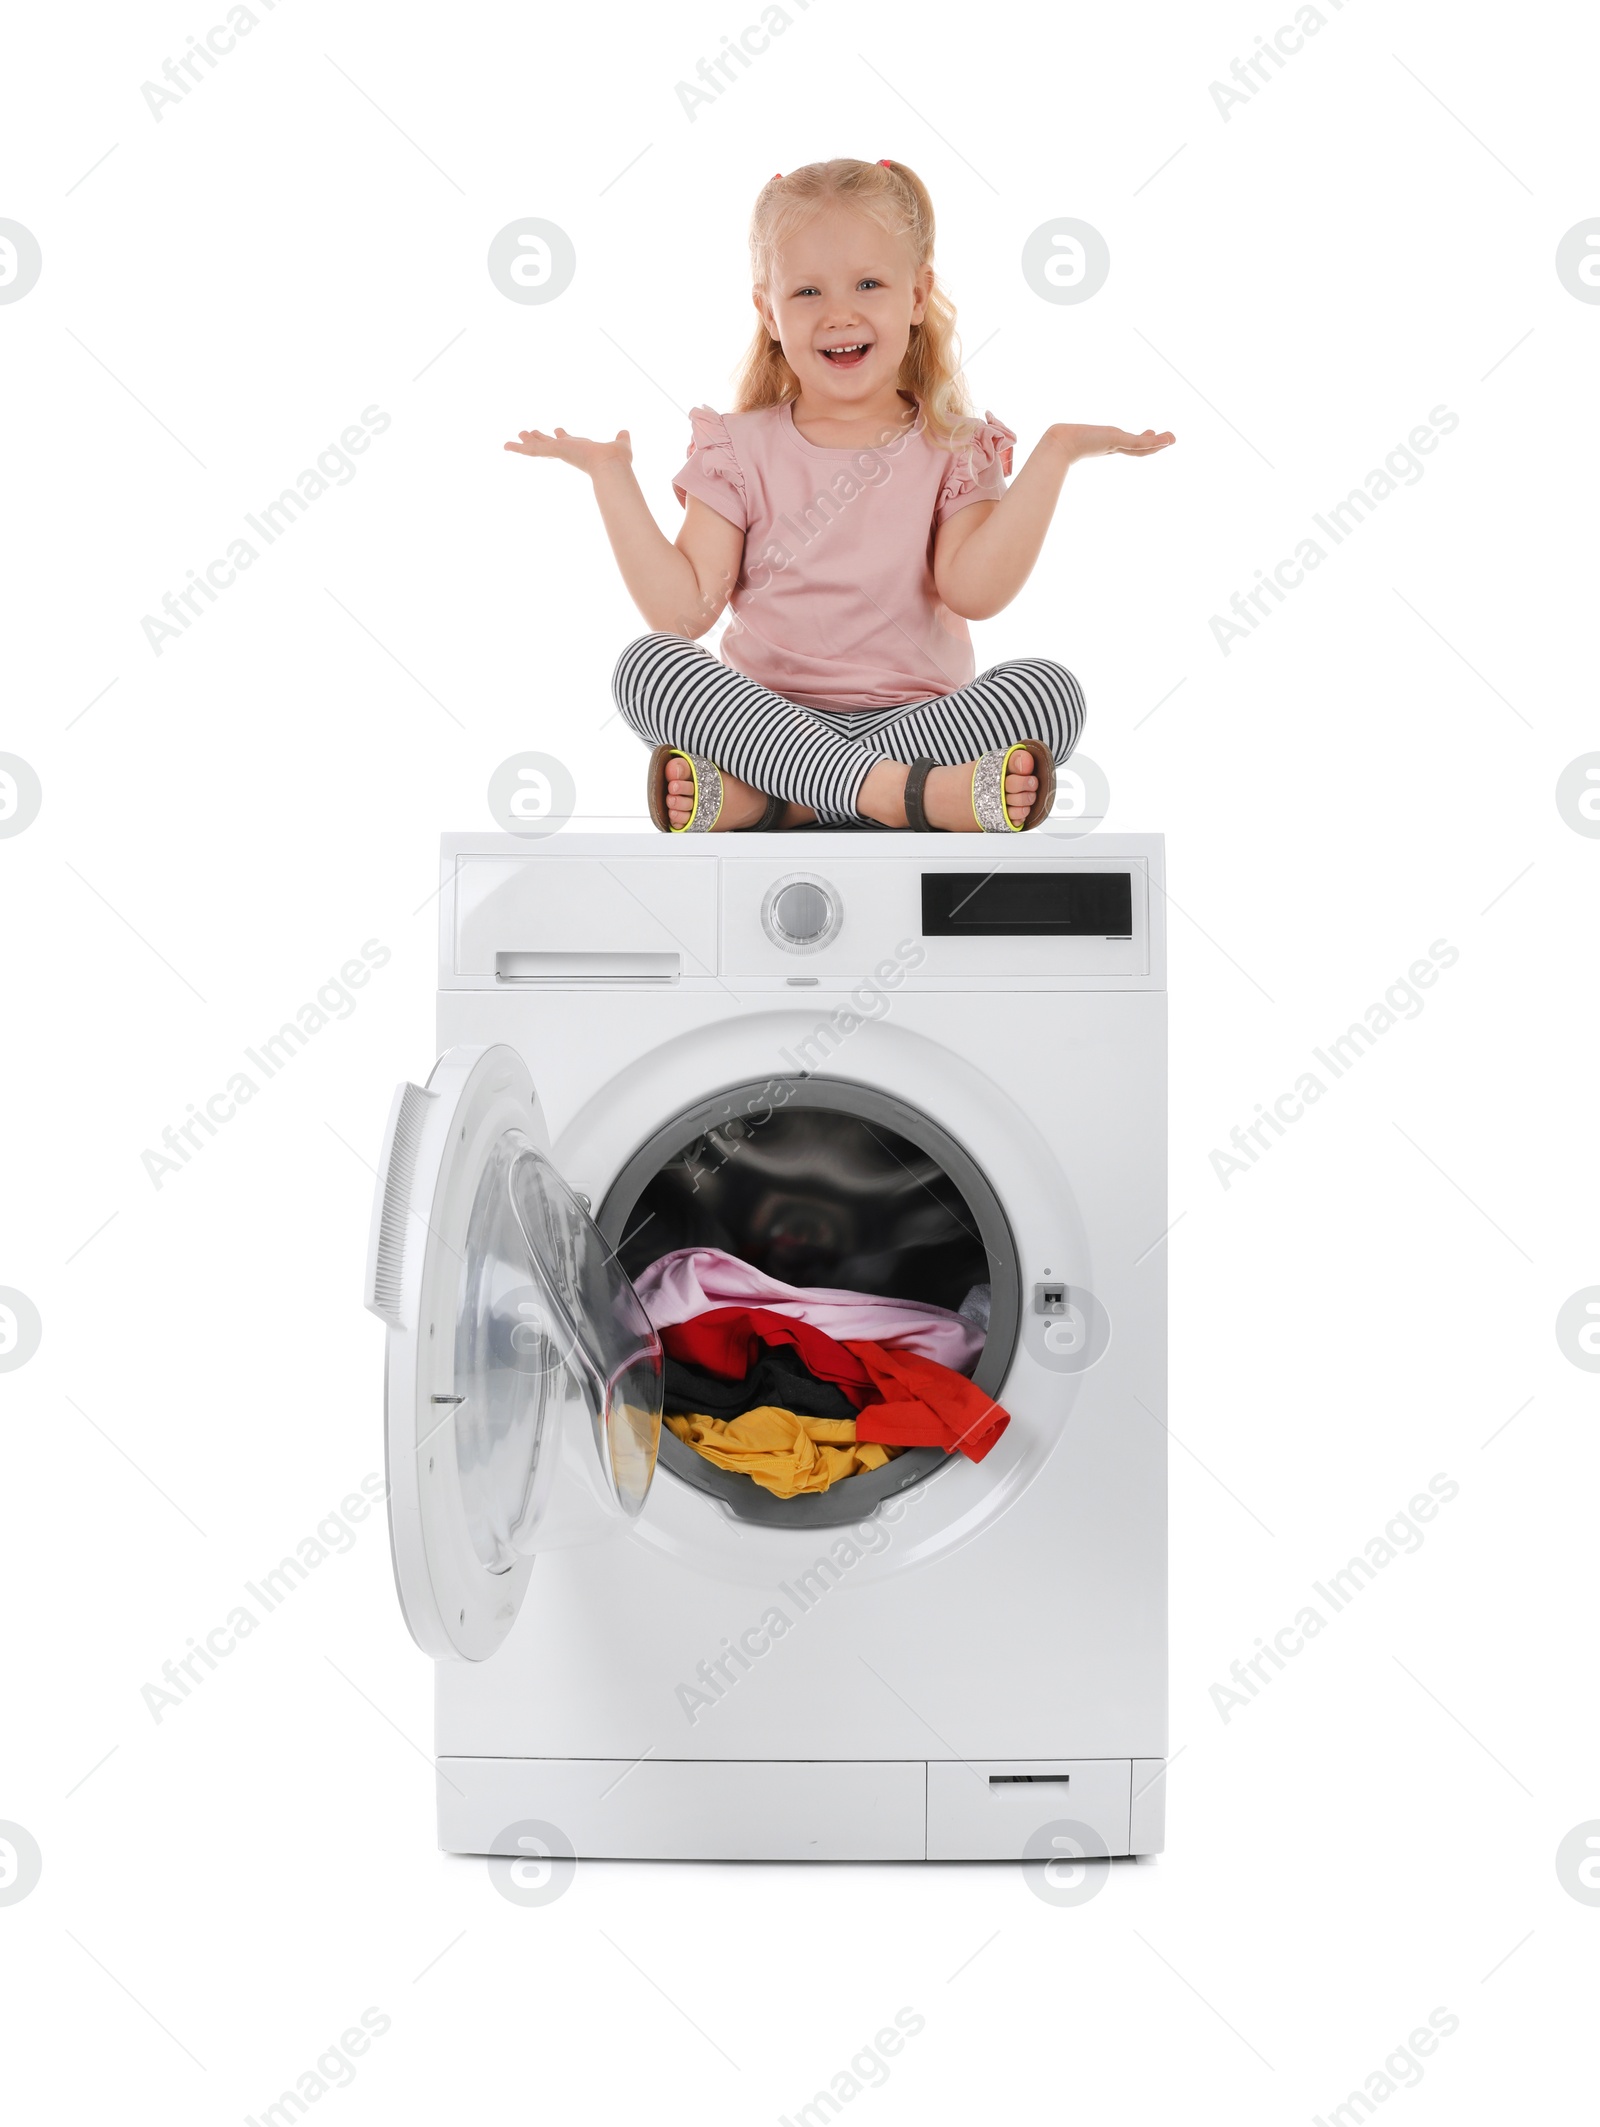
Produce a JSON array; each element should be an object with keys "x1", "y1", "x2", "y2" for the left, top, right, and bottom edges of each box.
[{"x1": 819, "y1": 343, "x2": 872, "y2": 368}]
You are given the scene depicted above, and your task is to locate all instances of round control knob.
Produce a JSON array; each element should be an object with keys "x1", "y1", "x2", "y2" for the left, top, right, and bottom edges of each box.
[
  {"x1": 774, "y1": 881, "x2": 829, "y2": 940},
  {"x1": 762, "y1": 873, "x2": 842, "y2": 952}
]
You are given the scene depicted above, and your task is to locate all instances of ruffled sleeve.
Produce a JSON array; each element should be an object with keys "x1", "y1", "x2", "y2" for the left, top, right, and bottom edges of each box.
[
  {"x1": 671, "y1": 405, "x2": 749, "y2": 531},
  {"x1": 935, "y1": 410, "x2": 1018, "y2": 522}
]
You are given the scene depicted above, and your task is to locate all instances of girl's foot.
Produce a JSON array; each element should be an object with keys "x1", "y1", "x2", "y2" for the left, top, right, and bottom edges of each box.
[
  {"x1": 662, "y1": 755, "x2": 814, "y2": 830},
  {"x1": 857, "y1": 753, "x2": 1042, "y2": 831}
]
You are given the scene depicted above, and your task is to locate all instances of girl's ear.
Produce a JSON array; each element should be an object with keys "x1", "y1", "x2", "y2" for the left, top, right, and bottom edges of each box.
[
  {"x1": 908, "y1": 263, "x2": 934, "y2": 327},
  {"x1": 752, "y1": 286, "x2": 779, "y2": 341}
]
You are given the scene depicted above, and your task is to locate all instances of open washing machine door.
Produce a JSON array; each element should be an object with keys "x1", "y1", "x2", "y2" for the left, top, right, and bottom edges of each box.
[{"x1": 363, "y1": 1044, "x2": 662, "y2": 1662}]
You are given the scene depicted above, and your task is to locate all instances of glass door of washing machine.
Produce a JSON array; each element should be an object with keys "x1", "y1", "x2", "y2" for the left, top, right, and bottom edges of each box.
[{"x1": 363, "y1": 1044, "x2": 662, "y2": 1662}]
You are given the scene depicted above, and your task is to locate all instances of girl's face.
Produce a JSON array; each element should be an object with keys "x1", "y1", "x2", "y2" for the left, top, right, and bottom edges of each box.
[{"x1": 756, "y1": 202, "x2": 932, "y2": 411}]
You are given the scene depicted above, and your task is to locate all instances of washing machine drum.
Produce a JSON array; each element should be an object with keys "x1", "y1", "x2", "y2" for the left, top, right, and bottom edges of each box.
[{"x1": 599, "y1": 1076, "x2": 1019, "y2": 1532}]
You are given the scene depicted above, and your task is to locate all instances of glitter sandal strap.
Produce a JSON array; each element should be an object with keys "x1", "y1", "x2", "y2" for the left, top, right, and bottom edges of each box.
[
  {"x1": 647, "y1": 746, "x2": 724, "y2": 833},
  {"x1": 970, "y1": 740, "x2": 1056, "y2": 833}
]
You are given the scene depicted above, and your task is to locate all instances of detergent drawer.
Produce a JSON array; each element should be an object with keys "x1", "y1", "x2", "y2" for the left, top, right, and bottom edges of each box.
[
  {"x1": 448, "y1": 855, "x2": 719, "y2": 984},
  {"x1": 925, "y1": 1759, "x2": 1133, "y2": 1859},
  {"x1": 437, "y1": 1757, "x2": 927, "y2": 1861}
]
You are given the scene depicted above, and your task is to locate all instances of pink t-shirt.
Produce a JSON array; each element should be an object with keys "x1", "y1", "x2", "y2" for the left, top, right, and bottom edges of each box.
[{"x1": 671, "y1": 400, "x2": 1015, "y2": 712}]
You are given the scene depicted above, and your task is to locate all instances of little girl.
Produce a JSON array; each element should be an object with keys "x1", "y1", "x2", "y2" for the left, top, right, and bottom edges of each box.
[{"x1": 507, "y1": 157, "x2": 1173, "y2": 833}]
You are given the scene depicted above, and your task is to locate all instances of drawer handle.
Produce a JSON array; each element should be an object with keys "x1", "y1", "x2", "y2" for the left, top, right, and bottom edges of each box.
[
  {"x1": 988, "y1": 1773, "x2": 1071, "y2": 1785},
  {"x1": 495, "y1": 950, "x2": 680, "y2": 983}
]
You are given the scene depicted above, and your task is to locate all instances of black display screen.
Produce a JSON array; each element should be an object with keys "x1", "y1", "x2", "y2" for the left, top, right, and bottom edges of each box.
[{"x1": 921, "y1": 871, "x2": 1133, "y2": 937}]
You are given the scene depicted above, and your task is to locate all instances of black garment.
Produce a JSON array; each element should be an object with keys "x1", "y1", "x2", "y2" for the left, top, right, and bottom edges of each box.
[{"x1": 662, "y1": 1344, "x2": 861, "y2": 1423}]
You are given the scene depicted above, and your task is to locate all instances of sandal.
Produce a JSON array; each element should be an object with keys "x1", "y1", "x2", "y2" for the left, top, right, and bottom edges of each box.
[
  {"x1": 646, "y1": 746, "x2": 783, "y2": 834},
  {"x1": 903, "y1": 741, "x2": 1057, "y2": 833}
]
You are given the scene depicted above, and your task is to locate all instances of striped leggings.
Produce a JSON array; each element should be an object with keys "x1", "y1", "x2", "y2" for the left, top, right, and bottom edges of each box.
[{"x1": 611, "y1": 633, "x2": 1086, "y2": 823}]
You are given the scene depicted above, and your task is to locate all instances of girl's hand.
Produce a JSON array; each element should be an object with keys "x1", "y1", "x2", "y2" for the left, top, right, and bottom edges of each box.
[
  {"x1": 503, "y1": 426, "x2": 633, "y2": 475},
  {"x1": 1047, "y1": 424, "x2": 1175, "y2": 464}
]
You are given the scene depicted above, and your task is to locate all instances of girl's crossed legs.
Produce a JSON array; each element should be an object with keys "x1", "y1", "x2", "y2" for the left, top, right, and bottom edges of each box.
[{"x1": 611, "y1": 633, "x2": 1086, "y2": 830}]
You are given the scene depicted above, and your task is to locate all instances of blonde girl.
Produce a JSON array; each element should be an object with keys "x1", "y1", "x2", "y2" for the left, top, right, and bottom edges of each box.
[{"x1": 507, "y1": 157, "x2": 1173, "y2": 832}]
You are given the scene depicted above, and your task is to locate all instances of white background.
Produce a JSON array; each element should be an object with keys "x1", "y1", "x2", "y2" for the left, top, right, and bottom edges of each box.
[{"x1": 2, "y1": 0, "x2": 1596, "y2": 2117}]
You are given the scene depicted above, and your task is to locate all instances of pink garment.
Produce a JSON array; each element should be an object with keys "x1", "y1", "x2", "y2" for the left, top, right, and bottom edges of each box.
[
  {"x1": 632, "y1": 1246, "x2": 986, "y2": 1374},
  {"x1": 671, "y1": 401, "x2": 1015, "y2": 712}
]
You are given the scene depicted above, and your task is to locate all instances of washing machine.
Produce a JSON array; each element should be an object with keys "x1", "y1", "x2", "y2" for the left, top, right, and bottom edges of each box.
[{"x1": 364, "y1": 829, "x2": 1168, "y2": 1861}]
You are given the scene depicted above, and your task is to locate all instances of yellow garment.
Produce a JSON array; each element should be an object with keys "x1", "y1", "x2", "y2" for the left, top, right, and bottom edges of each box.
[{"x1": 665, "y1": 1407, "x2": 897, "y2": 1498}]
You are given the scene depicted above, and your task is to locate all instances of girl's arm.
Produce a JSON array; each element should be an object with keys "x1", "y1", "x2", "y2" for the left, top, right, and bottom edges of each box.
[
  {"x1": 933, "y1": 424, "x2": 1174, "y2": 622},
  {"x1": 505, "y1": 427, "x2": 743, "y2": 638}
]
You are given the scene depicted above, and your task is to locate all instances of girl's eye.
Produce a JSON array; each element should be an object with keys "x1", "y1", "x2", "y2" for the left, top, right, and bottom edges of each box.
[{"x1": 857, "y1": 278, "x2": 882, "y2": 290}]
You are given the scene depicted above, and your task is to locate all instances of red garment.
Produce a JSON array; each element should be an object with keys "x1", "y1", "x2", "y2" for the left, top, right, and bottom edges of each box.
[
  {"x1": 846, "y1": 1341, "x2": 1010, "y2": 1463},
  {"x1": 661, "y1": 1308, "x2": 874, "y2": 1408},
  {"x1": 660, "y1": 1306, "x2": 1009, "y2": 1463}
]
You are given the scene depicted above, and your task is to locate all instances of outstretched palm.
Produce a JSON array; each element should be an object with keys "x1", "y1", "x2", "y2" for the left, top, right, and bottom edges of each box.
[
  {"x1": 503, "y1": 426, "x2": 633, "y2": 474},
  {"x1": 1052, "y1": 423, "x2": 1176, "y2": 462}
]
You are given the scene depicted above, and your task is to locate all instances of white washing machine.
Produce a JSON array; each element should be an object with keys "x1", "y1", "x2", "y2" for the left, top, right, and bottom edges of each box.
[{"x1": 365, "y1": 830, "x2": 1167, "y2": 1861}]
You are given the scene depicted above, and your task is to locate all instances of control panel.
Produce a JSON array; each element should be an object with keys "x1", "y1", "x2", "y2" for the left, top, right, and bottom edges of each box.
[{"x1": 436, "y1": 836, "x2": 1164, "y2": 991}]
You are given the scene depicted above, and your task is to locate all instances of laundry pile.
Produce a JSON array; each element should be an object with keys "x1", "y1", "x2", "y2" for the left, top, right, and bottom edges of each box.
[{"x1": 633, "y1": 1248, "x2": 1009, "y2": 1500}]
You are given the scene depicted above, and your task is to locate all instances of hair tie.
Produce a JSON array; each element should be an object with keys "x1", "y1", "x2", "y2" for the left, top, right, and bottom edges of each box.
[
  {"x1": 771, "y1": 170, "x2": 783, "y2": 180},
  {"x1": 878, "y1": 158, "x2": 893, "y2": 167}
]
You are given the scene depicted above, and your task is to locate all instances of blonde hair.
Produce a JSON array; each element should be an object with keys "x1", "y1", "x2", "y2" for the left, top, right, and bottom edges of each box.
[{"x1": 731, "y1": 157, "x2": 974, "y2": 447}]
